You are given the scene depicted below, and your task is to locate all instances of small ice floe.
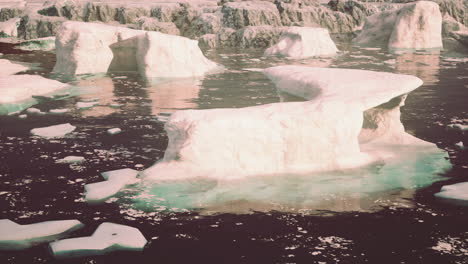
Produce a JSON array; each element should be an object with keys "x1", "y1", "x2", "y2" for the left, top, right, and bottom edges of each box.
[
  {"x1": 384, "y1": 59, "x2": 396, "y2": 65},
  {"x1": 56, "y1": 156, "x2": 85, "y2": 164},
  {"x1": 49, "y1": 108, "x2": 70, "y2": 115},
  {"x1": 25, "y1": 108, "x2": 44, "y2": 115},
  {"x1": 455, "y1": 141, "x2": 465, "y2": 149},
  {"x1": 18, "y1": 114, "x2": 27, "y2": 119},
  {"x1": 49, "y1": 222, "x2": 147, "y2": 259},
  {"x1": 107, "y1": 128, "x2": 122, "y2": 135},
  {"x1": 84, "y1": 168, "x2": 139, "y2": 203},
  {"x1": 447, "y1": 123, "x2": 468, "y2": 132},
  {"x1": 30, "y1": 123, "x2": 76, "y2": 138},
  {"x1": 0, "y1": 219, "x2": 84, "y2": 250},
  {"x1": 435, "y1": 182, "x2": 468, "y2": 206},
  {"x1": 109, "y1": 103, "x2": 121, "y2": 108},
  {"x1": 76, "y1": 101, "x2": 98, "y2": 109},
  {"x1": 243, "y1": 68, "x2": 264, "y2": 72}
]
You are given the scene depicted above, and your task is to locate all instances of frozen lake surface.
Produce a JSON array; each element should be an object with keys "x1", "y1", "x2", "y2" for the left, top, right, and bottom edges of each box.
[{"x1": 0, "y1": 40, "x2": 468, "y2": 263}]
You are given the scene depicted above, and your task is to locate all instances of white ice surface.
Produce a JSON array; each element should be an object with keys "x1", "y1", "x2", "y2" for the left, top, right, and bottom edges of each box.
[
  {"x1": 354, "y1": 1, "x2": 443, "y2": 50},
  {"x1": 435, "y1": 182, "x2": 468, "y2": 206},
  {"x1": 0, "y1": 74, "x2": 67, "y2": 104},
  {"x1": 56, "y1": 156, "x2": 85, "y2": 164},
  {"x1": 84, "y1": 168, "x2": 139, "y2": 203},
  {"x1": 265, "y1": 27, "x2": 338, "y2": 58},
  {"x1": 53, "y1": 22, "x2": 221, "y2": 79},
  {"x1": 0, "y1": 18, "x2": 20, "y2": 37},
  {"x1": 30, "y1": 123, "x2": 76, "y2": 138},
  {"x1": 49, "y1": 222, "x2": 147, "y2": 259},
  {"x1": 0, "y1": 59, "x2": 28, "y2": 77},
  {"x1": 0, "y1": 219, "x2": 84, "y2": 250},
  {"x1": 107, "y1": 128, "x2": 121, "y2": 135},
  {"x1": 140, "y1": 66, "x2": 443, "y2": 182}
]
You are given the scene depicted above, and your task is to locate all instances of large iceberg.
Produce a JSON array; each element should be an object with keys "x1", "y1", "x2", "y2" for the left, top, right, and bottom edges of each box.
[
  {"x1": 140, "y1": 66, "x2": 447, "y2": 181},
  {"x1": 354, "y1": 1, "x2": 443, "y2": 50},
  {"x1": 53, "y1": 21, "x2": 221, "y2": 79},
  {"x1": 265, "y1": 27, "x2": 338, "y2": 58}
]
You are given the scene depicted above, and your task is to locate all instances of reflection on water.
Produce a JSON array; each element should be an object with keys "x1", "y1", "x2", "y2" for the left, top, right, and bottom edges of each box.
[
  {"x1": 123, "y1": 145, "x2": 450, "y2": 214},
  {"x1": 145, "y1": 78, "x2": 202, "y2": 115},
  {"x1": 395, "y1": 52, "x2": 441, "y2": 85},
  {"x1": 74, "y1": 76, "x2": 119, "y2": 118}
]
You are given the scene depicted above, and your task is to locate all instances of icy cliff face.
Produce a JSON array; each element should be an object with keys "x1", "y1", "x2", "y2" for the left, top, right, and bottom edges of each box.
[
  {"x1": 264, "y1": 27, "x2": 338, "y2": 58},
  {"x1": 53, "y1": 21, "x2": 220, "y2": 78},
  {"x1": 354, "y1": 1, "x2": 443, "y2": 50},
  {"x1": 140, "y1": 66, "x2": 445, "y2": 181}
]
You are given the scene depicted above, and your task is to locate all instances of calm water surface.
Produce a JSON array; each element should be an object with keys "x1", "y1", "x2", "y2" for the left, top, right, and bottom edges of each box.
[{"x1": 0, "y1": 41, "x2": 468, "y2": 263}]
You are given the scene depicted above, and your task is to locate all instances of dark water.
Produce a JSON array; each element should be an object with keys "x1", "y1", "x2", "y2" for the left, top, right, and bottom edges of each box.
[{"x1": 1, "y1": 41, "x2": 468, "y2": 263}]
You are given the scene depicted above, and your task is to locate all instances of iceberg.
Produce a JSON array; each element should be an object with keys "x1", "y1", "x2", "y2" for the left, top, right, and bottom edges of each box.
[
  {"x1": 30, "y1": 123, "x2": 76, "y2": 138},
  {"x1": 354, "y1": 1, "x2": 443, "y2": 50},
  {"x1": 49, "y1": 222, "x2": 147, "y2": 259},
  {"x1": 84, "y1": 168, "x2": 139, "y2": 204},
  {"x1": 265, "y1": 27, "x2": 338, "y2": 58},
  {"x1": 56, "y1": 156, "x2": 85, "y2": 164},
  {"x1": 130, "y1": 66, "x2": 450, "y2": 213},
  {"x1": 435, "y1": 182, "x2": 468, "y2": 206},
  {"x1": 0, "y1": 73, "x2": 68, "y2": 115},
  {"x1": 53, "y1": 21, "x2": 221, "y2": 79},
  {"x1": 0, "y1": 219, "x2": 84, "y2": 250},
  {"x1": 141, "y1": 66, "x2": 444, "y2": 181}
]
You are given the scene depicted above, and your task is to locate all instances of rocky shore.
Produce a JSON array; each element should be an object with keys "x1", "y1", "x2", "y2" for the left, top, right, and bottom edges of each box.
[{"x1": 1, "y1": 0, "x2": 467, "y2": 49}]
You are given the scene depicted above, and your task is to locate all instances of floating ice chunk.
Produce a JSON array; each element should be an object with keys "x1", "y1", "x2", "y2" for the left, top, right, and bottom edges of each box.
[
  {"x1": 18, "y1": 114, "x2": 27, "y2": 119},
  {"x1": 76, "y1": 101, "x2": 98, "y2": 109},
  {"x1": 0, "y1": 219, "x2": 84, "y2": 250},
  {"x1": 107, "y1": 128, "x2": 122, "y2": 135},
  {"x1": 31, "y1": 123, "x2": 76, "y2": 138},
  {"x1": 56, "y1": 156, "x2": 85, "y2": 164},
  {"x1": 49, "y1": 108, "x2": 70, "y2": 115},
  {"x1": 435, "y1": 182, "x2": 468, "y2": 206},
  {"x1": 0, "y1": 75, "x2": 68, "y2": 115},
  {"x1": 26, "y1": 108, "x2": 43, "y2": 115},
  {"x1": 53, "y1": 22, "x2": 221, "y2": 79},
  {"x1": 265, "y1": 27, "x2": 338, "y2": 59},
  {"x1": 84, "y1": 168, "x2": 139, "y2": 203},
  {"x1": 49, "y1": 222, "x2": 147, "y2": 259},
  {"x1": 0, "y1": 59, "x2": 28, "y2": 76},
  {"x1": 141, "y1": 66, "x2": 445, "y2": 181},
  {"x1": 455, "y1": 141, "x2": 465, "y2": 149},
  {"x1": 354, "y1": 1, "x2": 443, "y2": 50},
  {"x1": 447, "y1": 124, "x2": 468, "y2": 132}
]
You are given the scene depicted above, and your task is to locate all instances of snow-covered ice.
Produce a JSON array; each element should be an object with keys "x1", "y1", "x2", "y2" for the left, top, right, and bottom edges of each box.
[
  {"x1": 0, "y1": 74, "x2": 68, "y2": 115},
  {"x1": 0, "y1": 219, "x2": 84, "y2": 250},
  {"x1": 76, "y1": 101, "x2": 98, "y2": 109},
  {"x1": 53, "y1": 22, "x2": 221, "y2": 79},
  {"x1": 435, "y1": 182, "x2": 468, "y2": 206},
  {"x1": 49, "y1": 222, "x2": 147, "y2": 258},
  {"x1": 107, "y1": 128, "x2": 122, "y2": 135},
  {"x1": 354, "y1": 1, "x2": 443, "y2": 50},
  {"x1": 140, "y1": 66, "x2": 447, "y2": 182},
  {"x1": 0, "y1": 59, "x2": 28, "y2": 77},
  {"x1": 30, "y1": 123, "x2": 76, "y2": 138},
  {"x1": 265, "y1": 27, "x2": 338, "y2": 59},
  {"x1": 56, "y1": 156, "x2": 85, "y2": 164},
  {"x1": 84, "y1": 168, "x2": 139, "y2": 203}
]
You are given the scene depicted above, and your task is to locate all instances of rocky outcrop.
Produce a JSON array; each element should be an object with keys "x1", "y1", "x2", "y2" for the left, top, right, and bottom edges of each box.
[
  {"x1": 0, "y1": 8, "x2": 23, "y2": 22},
  {"x1": 222, "y1": 1, "x2": 282, "y2": 29},
  {"x1": 17, "y1": 15, "x2": 66, "y2": 40},
  {"x1": 135, "y1": 17, "x2": 180, "y2": 35}
]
